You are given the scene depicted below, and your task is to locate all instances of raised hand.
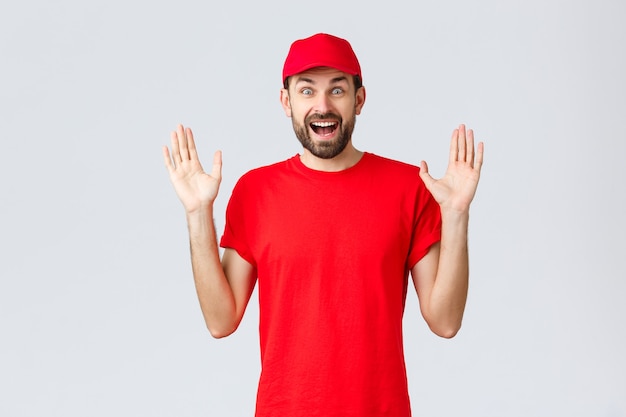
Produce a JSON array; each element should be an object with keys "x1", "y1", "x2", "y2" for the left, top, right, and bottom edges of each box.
[
  {"x1": 419, "y1": 124, "x2": 484, "y2": 213},
  {"x1": 163, "y1": 124, "x2": 222, "y2": 214}
]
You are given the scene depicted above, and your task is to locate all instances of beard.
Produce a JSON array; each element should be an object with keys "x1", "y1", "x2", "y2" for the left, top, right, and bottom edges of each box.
[{"x1": 292, "y1": 111, "x2": 356, "y2": 159}]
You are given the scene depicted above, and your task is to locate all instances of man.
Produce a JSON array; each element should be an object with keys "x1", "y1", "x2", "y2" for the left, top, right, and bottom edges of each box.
[{"x1": 163, "y1": 33, "x2": 483, "y2": 417}]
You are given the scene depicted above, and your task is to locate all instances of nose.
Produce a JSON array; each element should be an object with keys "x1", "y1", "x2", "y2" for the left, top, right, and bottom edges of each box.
[{"x1": 312, "y1": 92, "x2": 332, "y2": 114}]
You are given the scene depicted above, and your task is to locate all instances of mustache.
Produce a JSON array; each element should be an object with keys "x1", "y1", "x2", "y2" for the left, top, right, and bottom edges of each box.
[{"x1": 305, "y1": 113, "x2": 341, "y2": 123}]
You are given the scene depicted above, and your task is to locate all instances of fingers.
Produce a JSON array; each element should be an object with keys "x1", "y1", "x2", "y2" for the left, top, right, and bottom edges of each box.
[
  {"x1": 186, "y1": 126, "x2": 199, "y2": 160},
  {"x1": 457, "y1": 124, "x2": 467, "y2": 163},
  {"x1": 474, "y1": 141, "x2": 485, "y2": 173},
  {"x1": 448, "y1": 128, "x2": 459, "y2": 164},
  {"x1": 177, "y1": 124, "x2": 190, "y2": 161},
  {"x1": 451, "y1": 124, "x2": 480, "y2": 168},
  {"x1": 165, "y1": 124, "x2": 223, "y2": 178},
  {"x1": 466, "y1": 127, "x2": 475, "y2": 166},
  {"x1": 211, "y1": 150, "x2": 223, "y2": 180},
  {"x1": 162, "y1": 145, "x2": 174, "y2": 173},
  {"x1": 170, "y1": 129, "x2": 182, "y2": 166},
  {"x1": 168, "y1": 124, "x2": 199, "y2": 166}
]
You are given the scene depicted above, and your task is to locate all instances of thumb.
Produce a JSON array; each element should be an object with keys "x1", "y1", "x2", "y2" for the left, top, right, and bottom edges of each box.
[{"x1": 419, "y1": 160, "x2": 435, "y2": 189}]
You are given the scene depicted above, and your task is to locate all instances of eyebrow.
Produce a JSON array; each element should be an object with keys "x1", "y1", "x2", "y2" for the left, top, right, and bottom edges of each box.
[{"x1": 295, "y1": 75, "x2": 349, "y2": 86}]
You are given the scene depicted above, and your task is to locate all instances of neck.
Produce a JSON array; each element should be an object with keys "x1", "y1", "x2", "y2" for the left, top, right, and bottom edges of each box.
[{"x1": 300, "y1": 143, "x2": 363, "y2": 172}]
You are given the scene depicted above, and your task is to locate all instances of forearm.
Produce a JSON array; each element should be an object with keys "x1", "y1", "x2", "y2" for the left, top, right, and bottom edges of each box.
[
  {"x1": 186, "y1": 206, "x2": 238, "y2": 338},
  {"x1": 416, "y1": 124, "x2": 482, "y2": 337},
  {"x1": 426, "y1": 209, "x2": 470, "y2": 337}
]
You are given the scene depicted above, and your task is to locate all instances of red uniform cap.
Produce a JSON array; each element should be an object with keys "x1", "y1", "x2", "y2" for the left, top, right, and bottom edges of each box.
[{"x1": 282, "y1": 33, "x2": 362, "y2": 83}]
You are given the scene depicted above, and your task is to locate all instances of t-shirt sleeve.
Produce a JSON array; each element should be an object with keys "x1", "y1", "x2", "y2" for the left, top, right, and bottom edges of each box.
[
  {"x1": 407, "y1": 177, "x2": 442, "y2": 268},
  {"x1": 219, "y1": 175, "x2": 257, "y2": 268}
]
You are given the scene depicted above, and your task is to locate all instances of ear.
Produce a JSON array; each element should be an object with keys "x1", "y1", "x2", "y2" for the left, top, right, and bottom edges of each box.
[
  {"x1": 280, "y1": 88, "x2": 292, "y2": 117},
  {"x1": 355, "y1": 86, "x2": 366, "y2": 115}
]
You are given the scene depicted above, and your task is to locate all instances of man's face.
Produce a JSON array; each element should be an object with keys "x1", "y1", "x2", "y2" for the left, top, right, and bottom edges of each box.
[{"x1": 280, "y1": 67, "x2": 365, "y2": 160}]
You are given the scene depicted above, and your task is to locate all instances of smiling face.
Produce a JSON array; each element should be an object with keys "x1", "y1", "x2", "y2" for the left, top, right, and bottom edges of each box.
[{"x1": 281, "y1": 67, "x2": 366, "y2": 160}]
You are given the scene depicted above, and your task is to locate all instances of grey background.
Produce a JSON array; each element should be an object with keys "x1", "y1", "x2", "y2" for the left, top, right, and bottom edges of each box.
[{"x1": 1, "y1": 0, "x2": 625, "y2": 416}]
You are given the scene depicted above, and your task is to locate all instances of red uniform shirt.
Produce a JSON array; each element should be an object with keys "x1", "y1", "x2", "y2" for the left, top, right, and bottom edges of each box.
[{"x1": 221, "y1": 153, "x2": 441, "y2": 417}]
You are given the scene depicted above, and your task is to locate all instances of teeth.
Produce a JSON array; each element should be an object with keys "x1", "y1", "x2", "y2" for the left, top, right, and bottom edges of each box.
[{"x1": 311, "y1": 121, "x2": 336, "y2": 127}]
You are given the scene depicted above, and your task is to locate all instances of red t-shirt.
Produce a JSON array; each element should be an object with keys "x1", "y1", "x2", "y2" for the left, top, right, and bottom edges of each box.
[{"x1": 220, "y1": 153, "x2": 441, "y2": 417}]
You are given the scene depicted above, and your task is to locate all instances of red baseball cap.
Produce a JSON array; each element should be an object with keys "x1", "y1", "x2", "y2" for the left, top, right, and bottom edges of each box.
[{"x1": 282, "y1": 33, "x2": 362, "y2": 83}]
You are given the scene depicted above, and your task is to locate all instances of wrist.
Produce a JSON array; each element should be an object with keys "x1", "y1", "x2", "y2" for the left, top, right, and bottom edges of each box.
[
  {"x1": 440, "y1": 207, "x2": 469, "y2": 224},
  {"x1": 185, "y1": 203, "x2": 214, "y2": 221}
]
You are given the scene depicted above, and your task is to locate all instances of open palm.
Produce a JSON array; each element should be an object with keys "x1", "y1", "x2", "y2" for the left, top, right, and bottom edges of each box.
[
  {"x1": 420, "y1": 125, "x2": 484, "y2": 213},
  {"x1": 163, "y1": 124, "x2": 222, "y2": 214}
]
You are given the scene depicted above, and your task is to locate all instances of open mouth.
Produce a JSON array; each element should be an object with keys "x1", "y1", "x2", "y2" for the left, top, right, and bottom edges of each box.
[{"x1": 310, "y1": 121, "x2": 339, "y2": 137}]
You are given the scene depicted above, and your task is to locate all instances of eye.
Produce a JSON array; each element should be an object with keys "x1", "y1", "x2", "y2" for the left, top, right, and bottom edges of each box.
[
  {"x1": 301, "y1": 88, "x2": 313, "y2": 95},
  {"x1": 331, "y1": 87, "x2": 344, "y2": 95}
]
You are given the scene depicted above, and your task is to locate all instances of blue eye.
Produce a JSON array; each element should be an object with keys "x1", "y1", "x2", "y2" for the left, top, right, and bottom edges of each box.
[
  {"x1": 301, "y1": 88, "x2": 313, "y2": 95},
  {"x1": 331, "y1": 88, "x2": 343, "y2": 95}
]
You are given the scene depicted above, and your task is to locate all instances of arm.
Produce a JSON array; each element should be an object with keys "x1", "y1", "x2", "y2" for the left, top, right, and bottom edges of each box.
[
  {"x1": 163, "y1": 124, "x2": 256, "y2": 338},
  {"x1": 412, "y1": 124, "x2": 484, "y2": 338}
]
